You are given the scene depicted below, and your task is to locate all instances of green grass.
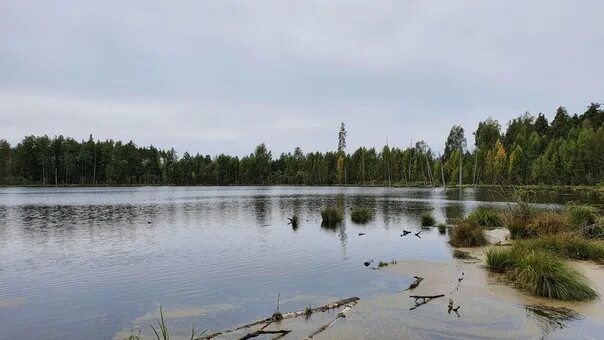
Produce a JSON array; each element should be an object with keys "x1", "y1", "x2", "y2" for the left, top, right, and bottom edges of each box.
[
  {"x1": 321, "y1": 207, "x2": 344, "y2": 226},
  {"x1": 350, "y1": 207, "x2": 373, "y2": 224},
  {"x1": 565, "y1": 204, "x2": 598, "y2": 229},
  {"x1": 420, "y1": 212, "x2": 436, "y2": 226},
  {"x1": 485, "y1": 247, "x2": 599, "y2": 301},
  {"x1": 449, "y1": 220, "x2": 488, "y2": 247},
  {"x1": 147, "y1": 306, "x2": 201, "y2": 340},
  {"x1": 565, "y1": 204, "x2": 602, "y2": 239},
  {"x1": 304, "y1": 305, "x2": 313, "y2": 316},
  {"x1": 515, "y1": 235, "x2": 604, "y2": 262},
  {"x1": 467, "y1": 206, "x2": 503, "y2": 228}
]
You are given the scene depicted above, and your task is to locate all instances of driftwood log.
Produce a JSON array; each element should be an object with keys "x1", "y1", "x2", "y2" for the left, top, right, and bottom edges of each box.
[
  {"x1": 197, "y1": 297, "x2": 360, "y2": 340},
  {"x1": 304, "y1": 298, "x2": 358, "y2": 339}
]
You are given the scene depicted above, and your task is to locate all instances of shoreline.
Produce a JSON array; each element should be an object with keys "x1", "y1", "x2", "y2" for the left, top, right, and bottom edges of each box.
[{"x1": 1, "y1": 183, "x2": 602, "y2": 192}]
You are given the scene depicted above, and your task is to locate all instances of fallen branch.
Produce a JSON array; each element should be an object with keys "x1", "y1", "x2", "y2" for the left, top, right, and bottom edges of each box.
[
  {"x1": 197, "y1": 297, "x2": 360, "y2": 339},
  {"x1": 304, "y1": 299, "x2": 358, "y2": 339},
  {"x1": 409, "y1": 294, "x2": 444, "y2": 310}
]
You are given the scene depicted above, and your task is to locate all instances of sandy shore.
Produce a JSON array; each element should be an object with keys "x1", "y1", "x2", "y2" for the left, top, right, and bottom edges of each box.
[{"x1": 313, "y1": 245, "x2": 604, "y2": 339}]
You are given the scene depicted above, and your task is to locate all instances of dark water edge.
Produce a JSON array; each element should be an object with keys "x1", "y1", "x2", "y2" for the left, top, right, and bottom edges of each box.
[{"x1": 0, "y1": 186, "x2": 601, "y2": 339}]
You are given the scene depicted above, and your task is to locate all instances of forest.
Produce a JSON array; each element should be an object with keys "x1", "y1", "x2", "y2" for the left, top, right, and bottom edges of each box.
[{"x1": 1, "y1": 103, "x2": 603, "y2": 187}]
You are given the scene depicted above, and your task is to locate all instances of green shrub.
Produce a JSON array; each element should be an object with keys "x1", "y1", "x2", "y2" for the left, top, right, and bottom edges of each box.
[
  {"x1": 321, "y1": 207, "x2": 343, "y2": 226},
  {"x1": 420, "y1": 212, "x2": 436, "y2": 226},
  {"x1": 467, "y1": 206, "x2": 503, "y2": 227},
  {"x1": 449, "y1": 220, "x2": 488, "y2": 247},
  {"x1": 351, "y1": 207, "x2": 373, "y2": 224}
]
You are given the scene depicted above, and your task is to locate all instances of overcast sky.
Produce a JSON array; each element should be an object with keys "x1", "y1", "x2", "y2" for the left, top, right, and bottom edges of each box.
[{"x1": 1, "y1": 1, "x2": 603, "y2": 156}]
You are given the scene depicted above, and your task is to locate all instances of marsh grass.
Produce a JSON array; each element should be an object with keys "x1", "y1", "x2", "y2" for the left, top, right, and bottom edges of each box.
[
  {"x1": 526, "y1": 212, "x2": 570, "y2": 236},
  {"x1": 565, "y1": 204, "x2": 604, "y2": 238},
  {"x1": 485, "y1": 247, "x2": 599, "y2": 301},
  {"x1": 351, "y1": 207, "x2": 373, "y2": 224},
  {"x1": 566, "y1": 204, "x2": 598, "y2": 229},
  {"x1": 467, "y1": 206, "x2": 503, "y2": 228},
  {"x1": 515, "y1": 235, "x2": 604, "y2": 262},
  {"x1": 420, "y1": 212, "x2": 436, "y2": 226},
  {"x1": 449, "y1": 220, "x2": 488, "y2": 247},
  {"x1": 321, "y1": 207, "x2": 343, "y2": 226}
]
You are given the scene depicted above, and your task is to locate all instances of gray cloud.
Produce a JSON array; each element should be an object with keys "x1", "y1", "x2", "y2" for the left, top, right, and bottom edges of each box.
[{"x1": 1, "y1": 0, "x2": 603, "y2": 156}]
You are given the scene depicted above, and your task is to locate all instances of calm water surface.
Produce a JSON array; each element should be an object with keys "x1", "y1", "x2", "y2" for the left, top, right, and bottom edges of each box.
[{"x1": 0, "y1": 186, "x2": 598, "y2": 339}]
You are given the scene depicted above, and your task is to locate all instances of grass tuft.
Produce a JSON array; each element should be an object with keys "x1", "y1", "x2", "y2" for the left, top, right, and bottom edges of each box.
[
  {"x1": 526, "y1": 212, "x2": 570, "y2": 236},
  {"x1": 565, "y1": 204, "x2": 602, "y2": 239},
  {"x1": 565, "y1": 204, "x2": 598, "y2": 229},
  {"x1": 304, "y1": 305, "x2": 313, "y2": 316},
  {"x1": 351, "y1": 207, "x2": 373, "y2": 224},
  {"x1": 449, "y1": 220, "x2": 488, "y2": 247},
  {"x1": 420, "y1": 212, "x2": 436, "y2": 226},
  {"x1": 485, "y1": 246, "x2": 599, "y2": 301},
  {"x1": 515, "y1": 235, "x2": 604, "y2": 262},
  {"x1": 321, "y1": 207, "x2": 343, "y2": 226},
  {"x1": 467, "y1": 206, "x2": 503, "y2": 228}
]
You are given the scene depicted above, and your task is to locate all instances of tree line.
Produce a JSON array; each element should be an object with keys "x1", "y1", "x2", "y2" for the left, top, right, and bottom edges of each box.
[{"x1": 1, "y1": 103, "x2": 603, "y2": 187}]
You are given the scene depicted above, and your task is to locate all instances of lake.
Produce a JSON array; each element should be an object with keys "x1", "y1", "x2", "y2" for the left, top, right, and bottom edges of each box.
[{"x1": 0, "y1": 186, "x2": 601, "y2": 339}]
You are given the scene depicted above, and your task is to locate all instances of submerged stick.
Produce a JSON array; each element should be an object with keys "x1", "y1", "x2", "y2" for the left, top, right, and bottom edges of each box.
[
  {"x1": 409, "y1": 294, "x2": 445, "y2": 310},
  {"x1": 239, "y1": 329, "x2": 291, "y2": 339},
  {"x1": 397, "y1": 276, "x2": 424, "y2": 293}
]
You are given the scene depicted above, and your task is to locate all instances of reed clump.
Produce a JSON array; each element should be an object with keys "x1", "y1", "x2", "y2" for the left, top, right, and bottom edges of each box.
[
  {"x1": 321, "y1": 207, "x2": 343, "y2": 226},
  {"x1": 467, "y1": 206, "x2": 503, "y2": 228},
  {"x1": 485, "y1": 246, "x2": 598, "y2": 301},
  {"x1": 351, "y1": 207, "x2": 373, "y2": 224},
  {"x1": 449, "y1": 220, "x2": 488, "y2": 247},
  {"x1": 420, "y1": 212, "x2": 436, "y2": 226}
]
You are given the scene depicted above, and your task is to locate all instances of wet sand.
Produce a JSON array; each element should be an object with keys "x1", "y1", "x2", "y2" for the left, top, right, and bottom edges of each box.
[{"x1": 315, "y1": 249, "x2": 604, "y2": 339}]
